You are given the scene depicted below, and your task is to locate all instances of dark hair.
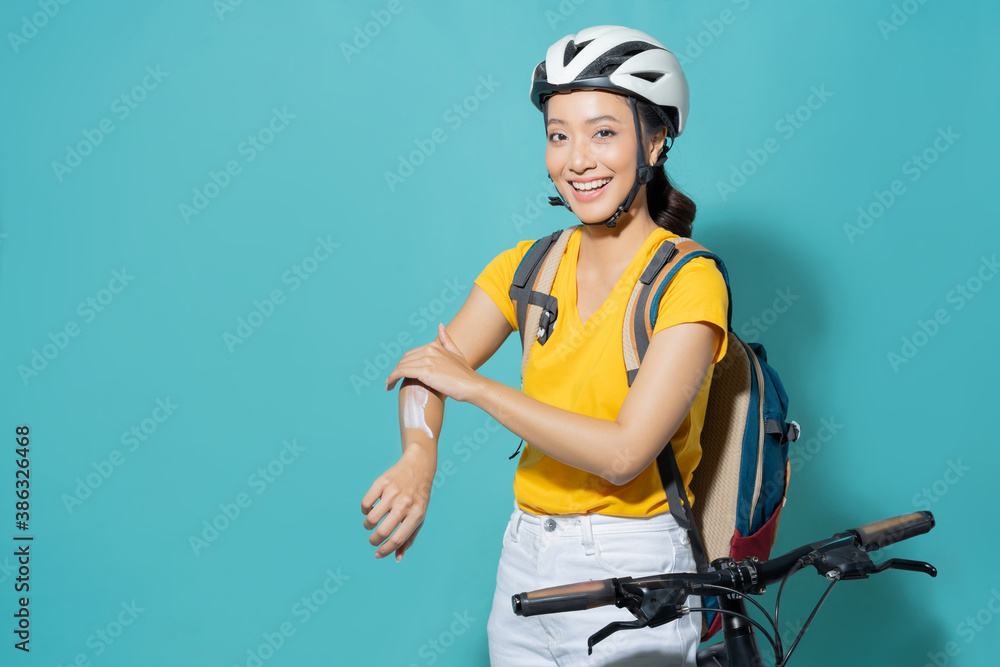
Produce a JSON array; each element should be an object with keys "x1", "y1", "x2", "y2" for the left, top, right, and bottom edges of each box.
[{"x1": 635, "y1": 99, "x2": 696, "y2": 238}]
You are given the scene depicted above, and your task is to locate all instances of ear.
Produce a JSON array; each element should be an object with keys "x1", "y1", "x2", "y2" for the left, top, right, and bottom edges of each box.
[{"x1": 647, "y1": 126, "x2": 668, "y2": 165}]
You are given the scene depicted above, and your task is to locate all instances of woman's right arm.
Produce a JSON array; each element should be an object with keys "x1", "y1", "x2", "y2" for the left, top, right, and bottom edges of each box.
[{"x1": 362, "y1": 283, "x2": 513, "y2": 562}]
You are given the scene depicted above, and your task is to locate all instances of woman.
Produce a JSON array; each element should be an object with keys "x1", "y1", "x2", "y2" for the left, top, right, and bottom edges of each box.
[{"x1": 363, "y1": 25, "x2": 729, "y2": 666}]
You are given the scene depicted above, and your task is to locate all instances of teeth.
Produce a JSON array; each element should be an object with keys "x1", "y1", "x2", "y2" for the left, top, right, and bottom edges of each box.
[{"x1": 571, "y1": 178, "x2": 611, "y2": 192}]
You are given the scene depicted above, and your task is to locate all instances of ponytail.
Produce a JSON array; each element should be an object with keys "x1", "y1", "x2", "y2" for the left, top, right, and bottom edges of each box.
[{"x1": 636, "y1": 100, "x2": 696, "y2": 238}]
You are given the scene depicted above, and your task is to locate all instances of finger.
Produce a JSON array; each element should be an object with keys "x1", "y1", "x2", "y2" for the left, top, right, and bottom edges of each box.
[
  {"x1": 384, "y1": 346, "x2": 430, "y2": 389},
  {"x1": 362, "y1": 491, "x2": 393, "y2": 530},
  {"x1": 376, "y1": 512, "x2": 419, "y2": 559},
  {"x1": 385, "y1": 370, "x2": 402, "y2": 391},
  {"x1": 387, "y1": 359, "x2": 433, "y2": 392},
  {"x1": 371, "y1": 505, "x2": 407, "y2": 553},
  {"x1": 436, "y1": 323, "x2": 460, "y2": 355},
  {"x1": 395, "y1": 520, "x2": 423, "y2": 562},
  {"x1": 385, "y1": 359, "x2": 417, "y2": 390},
  {"x1": 361, "y1": 478, "x2": 387, "y2": 515},
  {"x1": 396, "y1": 341, "x2": 438, "y2": 366},
  {"x1": 386, "y1": 368, "x2": 415, "y2": 391}
]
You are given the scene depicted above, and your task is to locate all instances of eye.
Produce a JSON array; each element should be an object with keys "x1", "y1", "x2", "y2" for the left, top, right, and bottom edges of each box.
[
  {"x1": 548, "y1": 131, "x2": 566, "y2": 142},
  {"x1": 595, "y1": 129, "x2": 617, "y2": 139}
]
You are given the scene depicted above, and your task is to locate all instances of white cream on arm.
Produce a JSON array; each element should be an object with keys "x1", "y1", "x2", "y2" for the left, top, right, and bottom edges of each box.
[{"x1": 402, "y1": 384, "x2": 435, "y2": 439}]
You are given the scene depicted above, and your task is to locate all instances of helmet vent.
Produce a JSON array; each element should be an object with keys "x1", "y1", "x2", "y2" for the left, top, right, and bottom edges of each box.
[
  {"x1": 579, "y1": 43, "x2": 663, "y2": 78},
  {"x1": 562, "y1": 38, "x2": 594, "y2": 66},
  {"x1": 631, "y1": 71, "x2": 665, "y2": 83}
]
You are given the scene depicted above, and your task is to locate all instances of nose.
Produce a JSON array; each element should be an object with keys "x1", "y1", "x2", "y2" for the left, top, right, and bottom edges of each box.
[{"x1": 567, "y1": 136, "x2": 595, "y2": 173}]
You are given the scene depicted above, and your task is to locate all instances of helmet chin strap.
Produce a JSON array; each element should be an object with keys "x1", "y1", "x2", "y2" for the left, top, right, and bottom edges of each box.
[{"x1": 547, "y1": 96, "x2": 673, "y2": 228}]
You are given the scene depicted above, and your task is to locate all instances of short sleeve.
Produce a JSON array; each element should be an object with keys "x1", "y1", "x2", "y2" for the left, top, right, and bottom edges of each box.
[
  {"x1": 651, "y1": 256, "x2": 730, "y2": 364},
  {"x1": 473, "y1": 239, "x2": 536, "y2": 332}
]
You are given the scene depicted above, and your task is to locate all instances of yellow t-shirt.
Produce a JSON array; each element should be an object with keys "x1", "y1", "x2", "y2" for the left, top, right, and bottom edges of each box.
[{"x1": 474, "y1": 225, "x2": 729, "y2": 517}]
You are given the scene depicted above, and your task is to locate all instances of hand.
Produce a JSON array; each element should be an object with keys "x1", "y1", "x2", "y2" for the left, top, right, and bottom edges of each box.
[
  {"x1": 361, "y1": 447, "x2": 435, "y2": 562},
  {"x1": 384, "y1": 323, "x2": 481, "y2": 403}
]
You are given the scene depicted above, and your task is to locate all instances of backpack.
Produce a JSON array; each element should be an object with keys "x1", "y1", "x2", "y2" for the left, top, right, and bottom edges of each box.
[{"x1": 506, "y1": 224, "x2": 801, "y2": 640}]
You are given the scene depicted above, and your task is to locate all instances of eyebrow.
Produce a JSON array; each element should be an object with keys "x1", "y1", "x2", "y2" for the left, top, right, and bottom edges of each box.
[{"x1": 546, "y1": 114, "x2": 622, "y2": 127}]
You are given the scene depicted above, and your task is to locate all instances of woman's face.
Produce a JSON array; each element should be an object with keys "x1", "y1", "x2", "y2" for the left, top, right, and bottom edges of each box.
[{"x1": 544, "y1": 90, "x2": 657, "y2": 224}]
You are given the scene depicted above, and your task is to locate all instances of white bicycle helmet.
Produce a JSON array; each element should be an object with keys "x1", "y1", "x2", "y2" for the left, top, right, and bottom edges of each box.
[{"x1": 529, "y1": 25, "x2": 690, "y2": 227}]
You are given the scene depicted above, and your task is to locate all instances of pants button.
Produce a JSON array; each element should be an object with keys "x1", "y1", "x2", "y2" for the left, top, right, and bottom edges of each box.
[{"x1": 543, "y1": 518, "x2": 556, "y2": 532}]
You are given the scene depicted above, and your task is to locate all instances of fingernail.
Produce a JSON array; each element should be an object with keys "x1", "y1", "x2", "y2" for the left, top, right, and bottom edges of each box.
[
  {"x1": 396, "y1": 554, "x2": 402, "y2": 562},
  {"x1": 375, "y1": 553, "x2": 383, "y2": 559}
]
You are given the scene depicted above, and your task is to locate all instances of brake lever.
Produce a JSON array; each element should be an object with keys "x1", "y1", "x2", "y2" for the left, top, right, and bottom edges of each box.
[
  {"x1": 872, "y1": 558, "x2": 937, "y2": 577},
  {"x1": 808, "y1": 545, "x2": 938, "y2": 581},
  {"x1": 585, "y1": 582, "x2": 689, "y2": 655}
]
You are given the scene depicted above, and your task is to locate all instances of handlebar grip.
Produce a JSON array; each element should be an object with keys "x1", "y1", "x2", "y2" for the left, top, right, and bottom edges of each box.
[
  {"x1": 512, "y1": 578, "x2": 618, "y2": 617},
  {"x1": 851, "y1": 511, "x2": 935, "y2": 552}
]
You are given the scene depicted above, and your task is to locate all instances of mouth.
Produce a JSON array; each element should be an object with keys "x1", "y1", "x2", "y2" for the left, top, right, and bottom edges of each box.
[{"x1": 567, "y1": 177, "x2": 612, "y2": 202}]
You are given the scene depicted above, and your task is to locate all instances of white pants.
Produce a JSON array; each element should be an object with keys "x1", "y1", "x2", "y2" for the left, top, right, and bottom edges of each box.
[{"x1": 487, "y1": 500, "x2": 701, "y2": 666}]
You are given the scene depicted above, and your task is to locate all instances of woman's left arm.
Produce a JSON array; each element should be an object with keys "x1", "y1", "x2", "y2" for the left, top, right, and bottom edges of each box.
[{"x1": 386, "y1": 320, "x2": 719, "y2": 486}]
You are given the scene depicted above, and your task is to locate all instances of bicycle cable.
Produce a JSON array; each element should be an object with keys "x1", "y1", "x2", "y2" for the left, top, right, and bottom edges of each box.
[
  {"x1": 686, "y1": 607, "x2": 781, "y2": 660},
  {"x1": 773, "y1": 557, "x2": 807, "y2": 658},
  {"x1": 694, "y1": 583, "x2": 781, "y2": 639},
  {"x1": 776, "y1": 577, "x2": 839, "y2": 667}
]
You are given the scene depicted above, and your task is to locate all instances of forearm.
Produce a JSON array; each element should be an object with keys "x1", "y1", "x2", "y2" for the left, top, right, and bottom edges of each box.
[
  {"x1": 470, "y1": 376, "x2": 629, "y2": 484},
  {"x1": 398, "y1": 378, "x2": 445, "y2": 466}
]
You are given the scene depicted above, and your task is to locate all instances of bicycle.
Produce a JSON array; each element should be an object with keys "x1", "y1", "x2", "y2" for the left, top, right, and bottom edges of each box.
[{"x1": 512, "y1": 511, "x2": 937, "y2": 666}]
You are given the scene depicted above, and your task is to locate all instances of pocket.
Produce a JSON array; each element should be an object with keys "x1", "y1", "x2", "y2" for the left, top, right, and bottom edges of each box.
[
  {"x1": 731, "y1": 497, "x2": 783, "y2": 562},
  {"x1": 592, "y1": 525, "x2": 684, "y2": 578}
]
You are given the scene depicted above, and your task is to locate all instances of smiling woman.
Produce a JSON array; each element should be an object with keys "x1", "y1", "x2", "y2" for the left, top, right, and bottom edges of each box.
[{"x1": 362, "y1": 24, "x2": 728, "y2": 667}]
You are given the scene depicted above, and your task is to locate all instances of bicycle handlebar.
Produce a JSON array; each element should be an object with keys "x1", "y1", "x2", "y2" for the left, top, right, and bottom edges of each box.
[
  {"x1": 511, "y1": 579, "x2": 617, "y2": 616},
  {"x1": 849, "y1": 511, "x2": 935, "y2": 551},
  {"x1": 512, "y1": 511, "x2": 935, "y2": 618}
]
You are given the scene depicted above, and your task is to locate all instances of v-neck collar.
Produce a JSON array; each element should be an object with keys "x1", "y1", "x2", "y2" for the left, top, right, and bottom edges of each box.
[{"x1": 566, "y1": 226, "x2": 669, "y2": 330}]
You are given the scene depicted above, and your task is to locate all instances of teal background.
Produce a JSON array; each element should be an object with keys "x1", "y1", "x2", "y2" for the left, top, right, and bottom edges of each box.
[{"x1": 1, "y1": 0, "x2": 998, "y2": 665}]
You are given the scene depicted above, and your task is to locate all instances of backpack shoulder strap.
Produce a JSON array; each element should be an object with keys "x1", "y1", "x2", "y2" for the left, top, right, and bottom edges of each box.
[
  {"x1": 620, "y1": 236, "x2": 734, "y2": 579},
  {"x1": 622, "y1": 237, "x2": 733, "y2": 386},
  {"x1": 504, "y1": 225, "x2": 579, "y2": 461},
  {"x1": 508, "y1": 225, "x2": 580, "y2": 379}
]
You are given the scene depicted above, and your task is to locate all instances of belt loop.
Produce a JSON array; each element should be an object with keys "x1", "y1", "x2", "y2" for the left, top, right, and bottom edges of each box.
[
  {"x1": 510, "y1": 507, "x2": 524, "y2": 543},
  {"x1": 580, "y1": 514, "x2": 596, "y2": 555}
]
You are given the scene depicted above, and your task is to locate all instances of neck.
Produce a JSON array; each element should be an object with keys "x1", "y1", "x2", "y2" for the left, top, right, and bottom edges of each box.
[{"x1": 577, "y1": 205, "x2": 660, "y2": 270}]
